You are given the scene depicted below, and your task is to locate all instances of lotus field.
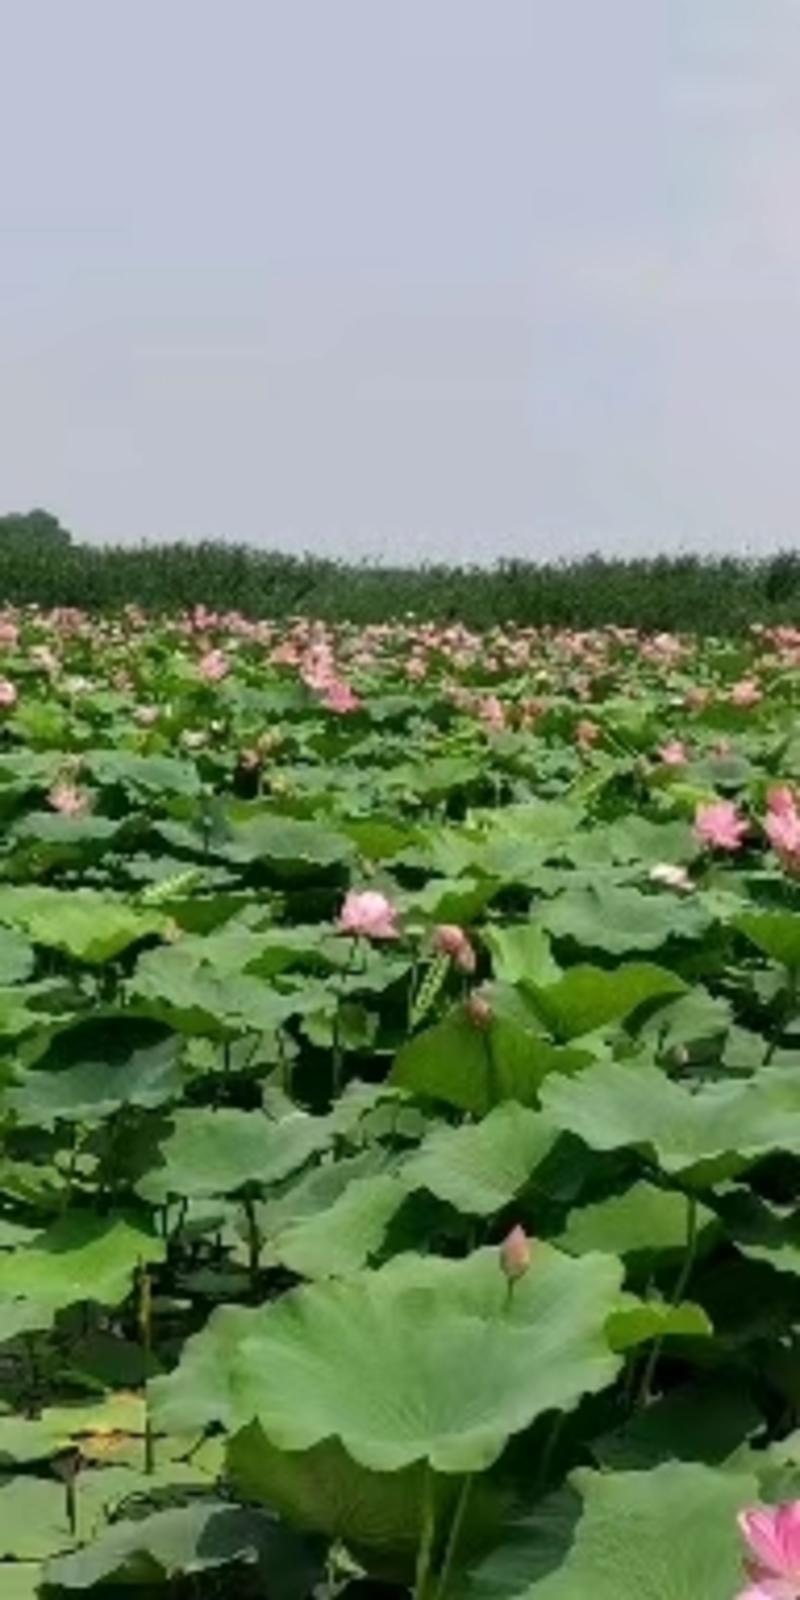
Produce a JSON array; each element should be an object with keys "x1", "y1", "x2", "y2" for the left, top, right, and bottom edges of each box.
[{"x1": 3, "y1": 609, "x2": 800, "y2": 1597}]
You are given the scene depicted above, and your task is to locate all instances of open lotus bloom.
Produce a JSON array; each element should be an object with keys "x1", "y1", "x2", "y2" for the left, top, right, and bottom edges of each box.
[
  {"x1": 337, "y1": 889, "x2": 398, "y2": 940},
  {"x1": 693, "y1": 799, "x2": 749, "y2": 852},
  {"x1": 738, "y1": 1504, "x2": 800, "y2": 1599}
]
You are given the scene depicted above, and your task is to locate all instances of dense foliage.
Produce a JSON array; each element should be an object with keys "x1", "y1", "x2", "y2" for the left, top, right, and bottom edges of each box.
[
  {"x1": 1, "y1": 535, "x2": 800, "y2": 630},
  {"x1": 0, "y1": 607, "x2": 798, "y2": 1596}
]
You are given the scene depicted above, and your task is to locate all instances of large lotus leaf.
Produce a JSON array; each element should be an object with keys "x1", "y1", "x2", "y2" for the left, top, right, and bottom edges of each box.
[
  {"x1": 0, "y1": 928, "x2": 34, "y2": 986},
  {"x1": 636, "y1": 986, "x2": 733, "y2": 1052},
  {"x1": 595, "y1": 1379, "x2": 762, "y2": 1472},
  {"x1": 541, "y1": 1059, "x2": 800, "y2": 1177},
  {"x1": 525, "y1": 964, "x2": 686, "y2": 1042},
  {"x1": 86, "y1": 750, "x2": 202, "y2": 796},
  {"x1": 271, "y1": 1174, "x2": 408, "y2": 1278},
  {"x1": 391, "y1": 1008, "x2": 591, "y2": 1114},
  {"x1": 229, "y1": 1424, "x2": 509, "y2": 1576},
  {"x1": 462, "y1": 1461, "x2": 756, "y2": 1600},
  {"x1": 403, "y1": 876, "x2": 499, "y2": 926},
  {"x1": 536, "y1": 885, "x2": 710, "y2": 955},
  {"x1": 226, "y1": 815, "x2": 355, "y2": 874},
  {"x1": 6, "y1": 1032, "x2": 182, "y2": 1127},
  {"x1": 402, "y1": 1103, "x2": 558, "y2": 1216},
  {"x1": 736, "y1": 910, "x2": 800, "y2": 969},
  {"x1": 0, "y1": 886, "x2": 166, "y2": 963},
  {"x1": 136, "y1": 1106, "x2": 333, "y2": 1202},
  {"x1": 557, "y1": 1182, "x2": 716, "y2": 1260},
  {"x1": 484, "y1": 925, "x2": 562, "y2": 987},
  {"x1": 151, "y1": 1245, "x2": 623, "y2": 1472},
  {"x1": 608, "y1": 816, "x2": 698, "y2": 866},
  {"x1": 45, "y1": 1501, "x2": 320, "y2": 1596},
  {"x1": 605, "y1": 1293, "x2": 712, "y2": 1351},
  {"x1": 0, "y1": 1476, "x2": 72, "y2": 1560},
  {"x1": 130, "y1": 943, "x2": 308, "y2": 1036},
  {"x1": 0, "y1": 1566, "x2": 40, "y2": 1600},
  {"x1": 0, "y1": 1212, "x2": 164, "y2": 1312},
  {"x1": 258, "y1": 1153, "x2": 388, "y2": 1242}
]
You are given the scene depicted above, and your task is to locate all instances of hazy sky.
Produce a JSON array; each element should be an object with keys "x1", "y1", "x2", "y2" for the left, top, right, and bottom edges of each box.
[{"x1": 1, "y1": 1, "x2": 799, "y2": 563}]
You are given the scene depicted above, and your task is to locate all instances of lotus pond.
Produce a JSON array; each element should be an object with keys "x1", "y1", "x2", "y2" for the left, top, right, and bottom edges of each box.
[{"x1": 0, "y1": 609, "x2": 799, "y2": 1597}]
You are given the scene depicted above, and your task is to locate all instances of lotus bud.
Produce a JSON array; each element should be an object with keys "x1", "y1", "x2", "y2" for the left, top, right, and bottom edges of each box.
[
  {"x1": 465, "y1": 992, "x2": 493, "y2": 1029},
  {"x1": 500, "y1": 1225, "x2": 532, "y2": 1282}
]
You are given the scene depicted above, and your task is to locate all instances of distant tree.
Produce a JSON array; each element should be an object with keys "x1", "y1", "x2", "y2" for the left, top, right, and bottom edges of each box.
[{"x1": 0, "y1": 509, "x2": 72, "y2": 547}]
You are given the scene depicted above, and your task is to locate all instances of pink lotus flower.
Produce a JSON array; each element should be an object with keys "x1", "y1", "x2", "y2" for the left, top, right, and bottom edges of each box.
[
  {"x1": 684, "y1": 685, "x2": 711, "y2": 711},
  {"x1": 693, "y1": 799, "x2": 749, "y2": 852},
  {"x1": 768, "y1": 786, "x2": 797, "y2": 818},
  {"x1": 0, "y1": 679, "x2": 17, "y2": 709},
  {"x1": 322, "y1": 679, "x2": 361, "y2": 714},
  {"x1": 764, "y1": 788, "x2": 800, "y2": 876},
  {"x1": 198, "y1": 649, "x2": 229, "y2": 683},
  {"x1": 338, "y1": 890, "x2": 398, "y2": 940},
  {"x1": 658, "y1": 739, "x2": 688, "y2": 767},
  {"x1": 576, "y1": 718, "x2": 600, "y2": 750},
  {"x1": 432, "y1": 924, "x2": 476, "y2": 973},
  {"x1": 134, "y1": 705, "x2": 159, "y2": 727},
  {"x1": 478, "y1": 695, "x2": 506, "y2": 732},
  {"x1": 737, "y1": 1503, "x2": 800, "y2": 1599},
  {"x1": 48, "y1": 781, "x2": 90, "y2": 817},
  {"x1": 730, "y1": 678, "x2": 763, "y2": 708},
  {"x1": 500, "y1": 1225, "x2": 532, "y2": 1283},
  {"x1": 465, "y1": 991, "x2": 493, "y2": 1029}
]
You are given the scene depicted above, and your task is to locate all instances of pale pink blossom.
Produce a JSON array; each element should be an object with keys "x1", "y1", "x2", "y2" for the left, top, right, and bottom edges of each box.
[
  {"x1": 737, "y1": 1503, "x2": 800, "y2": 1600},
  {"x1": 658, "y1": 739, "x2": 688, "y2": 767},
  {"x1": 0, "y1": 679, "x2": 17, "y2": 709},
  {"x1": 730, "y1": 677, "x2": 763, "y2": 708},
  {"x1": 198, "y1": 649, "x2": 229, "y2": 683},
  {"x1": 576, "y1": 718, "x2": 600, "y2": 750},
  {"x1": 0, "y1": 622, "x2": 19, "y2": 648},
  {"x1": 500, "y1": 1225, "x2": 532, "y2": 1282},
  {"x1": 764, "y1": 790, "x2": 800, "y2": 876},
  {"x1": 684, "y1": 686, "x2": 711, "y2": 711},
  {"x1": 465, "y1": 991, "x2": 493, "y2": 1029},
  {"x1": 432, "y1": 924, "x2": 476, "y2": 973},
  {"x1": 693, "y1": 799, "x2": 749, "y2": 852},
  {"x1": 768, "y1": 786, "x2": 797, "y2": 818},
  {"x1": 134, "y1": 705, "x2": 159, "y2": 726},
  {"x1": 338, "y1": 890, "x2": 398, "y2": 941},
  {"x1": 649, "y1": 862, "x2": 693, "y2": 893},
  {"x1": 48, "y1": 781, "x2": 90, "y2": 817},
  {"x1": 478, "y1": 695, "x2": 506, "y2": 732},
  {"x1": 322, "y1": 679, "x2": 361, "y2": 714}
]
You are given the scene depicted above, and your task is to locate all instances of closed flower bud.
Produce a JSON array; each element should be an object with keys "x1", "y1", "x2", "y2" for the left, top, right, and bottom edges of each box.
[
  {"x1": 500, "y1": 1225, "x2": 532, "y2": 1282},
  {"x1": 465, "y1": 992, "x2": 493, "y2": 1029}
]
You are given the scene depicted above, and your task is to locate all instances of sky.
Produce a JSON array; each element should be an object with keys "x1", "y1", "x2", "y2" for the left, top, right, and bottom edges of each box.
[{"x1": 1, "y1": 0, "x2": 799, "y2": 564}]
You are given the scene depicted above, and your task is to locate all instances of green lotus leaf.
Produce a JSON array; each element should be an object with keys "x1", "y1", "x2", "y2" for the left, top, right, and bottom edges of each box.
[
  {"x1": 484, "y1": 925, "x2": 561, "y2": 987},
  {"x1": 6, "y1": 1032, "x2": 182, "y2": 1127},
  {"x1": 0, "y1": 1212, "x2": 164, "y2": 1313},
  {"x1": 537, "y1": 885, "x2": 711, "y2": 955},
  {"x1": 0, "y1": 929, "x2": 35, "y2": 986},
  {"x1": 462, "y1": 1461, "x2": 756, "y2": 1600},
  {"x1": 606, "y1": 1293, "x2": 712, "y2": 1351},
  {"x1": 271, "y1": 1173, "x2": 408, "y2": 1278},
  {"x1": 391, "y1": 1008, "x2": 590, "y2": 1114},
  {"x1": 150, "y1": 1245, "x2": 623, "y2": 1473},
  {"x1": 524, "y1": 964, "x2": 686, "y2": 1041},
  {"x1": 736, "y1": 910, "x2": 800, "y2": 969},
  {"x1": 542, "y1": 1059, "x2": 800, "y2": 1177},
  {"x1": 557, "y1": 1182, "x2": 716, "y2": 1260},
  {"x1": 0, "y1": 886, "x2": 166, "y2": 964},
  {"x1": 402, "y1": 1102, "x2": 558, "y2": 1216},
  {"x1": 136, "y1": 1105, "x2": 333, "y2": 1202},
  {"x1": 0, "y1": 1565, "x2": 41, "y2": 1600},
  {"x1": 45, "y1": 1501, "x2": 320, "y2": 1596}
]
